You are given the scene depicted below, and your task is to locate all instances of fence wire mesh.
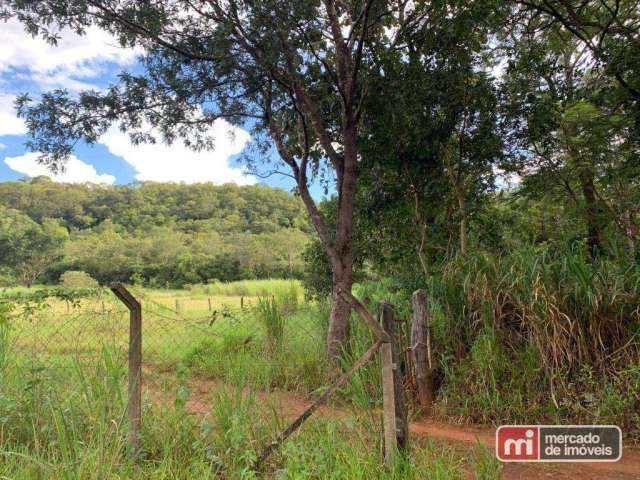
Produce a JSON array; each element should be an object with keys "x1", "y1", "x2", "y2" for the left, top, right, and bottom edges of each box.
[
  {"x1": 0, "y1": 286, "x2": 332, "y2": 396},
  {"x1": 0, "y1": 283, "x2": 412, "y2": 466}
]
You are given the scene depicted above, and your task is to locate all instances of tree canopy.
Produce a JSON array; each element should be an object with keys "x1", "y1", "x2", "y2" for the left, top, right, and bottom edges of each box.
[{"x1": 0, "y1": 179, "x2": 311, "y2": 287}]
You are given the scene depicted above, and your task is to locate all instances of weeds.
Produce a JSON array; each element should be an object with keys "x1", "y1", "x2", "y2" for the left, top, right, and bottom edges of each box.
[{"x1": 256, "y1": 295, "x2": 285, "y2": 355}]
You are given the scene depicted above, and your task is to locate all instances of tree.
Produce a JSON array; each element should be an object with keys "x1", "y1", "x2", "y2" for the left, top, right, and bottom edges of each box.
[
  {"x1": 501, "y1": 19, "x2": 638, "y2": 256},
  {"x1": 355, "y1": 0, "x2": 503, "y2": 278},
  {"x1": 3, "y1": 0, "x2": 421, "y2": 361},
  {"x1": 439, "y1": 73, "x2": 502, "y2": 256},
  {"x1": 511, "y1": 0, "x2": 640, "y2": 105},
  {"x1": 0, "y1": 207, "x2": 68, "y2": 286}
]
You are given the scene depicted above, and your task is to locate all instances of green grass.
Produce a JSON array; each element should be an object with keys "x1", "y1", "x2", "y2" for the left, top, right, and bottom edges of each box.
[
  {"x1": 187, "y1": 279, "x2": 304, "y2": 298},
  {"x1": 5, "y1": 271, "x2": 636, "y2": 477},
  {"x1": 0, "y1": 276, "x2": 482, "y2": 479},
  {"x1": 0, "y1": 350, "x2": 483, "y2": 479},
  {"x1": 184, "y1": 302, "x2": 328, "y2": 393}
]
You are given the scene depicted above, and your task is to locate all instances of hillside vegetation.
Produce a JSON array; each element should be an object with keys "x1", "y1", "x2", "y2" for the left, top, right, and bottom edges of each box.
[{"x1": 0, "y1": 178, "x2": 311, "y2": 287}]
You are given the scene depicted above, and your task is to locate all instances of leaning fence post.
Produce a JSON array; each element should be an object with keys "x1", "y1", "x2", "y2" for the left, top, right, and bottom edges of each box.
[
  {"x1": 411, "y1": 289, "x2": 434, "y2": 415},
  {"x1": 380, "y1": 301, "x2": 409, "y2": 464},
  {"x1": 253, "y1": 339, "x2": 383, "y2": 470},
  {"x1": 110, "y1": 282, "x2": 142, "y2": 455}
]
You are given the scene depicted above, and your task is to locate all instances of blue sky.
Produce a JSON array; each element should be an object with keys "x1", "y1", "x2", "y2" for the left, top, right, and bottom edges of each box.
[{"x1": 0, "y1": 18, "x2": 317, "y2": 194}]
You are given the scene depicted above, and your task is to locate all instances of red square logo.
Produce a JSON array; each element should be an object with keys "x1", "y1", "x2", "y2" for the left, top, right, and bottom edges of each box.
[{"x1": 497, "y1": 426, "x2": 539, "y2": 461}]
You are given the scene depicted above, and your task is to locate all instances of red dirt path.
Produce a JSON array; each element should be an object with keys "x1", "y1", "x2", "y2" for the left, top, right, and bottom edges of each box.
[{"x1": 147, "y1": 372, "x2": 640, "y2": 479}]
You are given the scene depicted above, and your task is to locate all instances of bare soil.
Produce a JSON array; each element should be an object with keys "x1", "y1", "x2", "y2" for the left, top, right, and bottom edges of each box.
[{"x1": 145, "y1": 369, "x2": 640, "y2": 479}]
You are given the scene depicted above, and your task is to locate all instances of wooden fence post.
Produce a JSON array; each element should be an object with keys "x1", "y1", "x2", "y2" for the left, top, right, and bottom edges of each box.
[
  {"x1": 110, "y1": 283, "x2": 142, "y2": 455},
  {"x1": 411, "y1": 289, "x2": 434, "y2": 415},
  {"x1": 241, "y1": 296, "x2": 244, "y2": 309},
  {"x1": 380, "y1": 301, "x2": 409, "y2": 464},
  {"x1": 208, "y1": 297, "x2": 212, "y2": 311},
  {"x1": 175, "y1": 298, "x2": 180, "y2": 312}
]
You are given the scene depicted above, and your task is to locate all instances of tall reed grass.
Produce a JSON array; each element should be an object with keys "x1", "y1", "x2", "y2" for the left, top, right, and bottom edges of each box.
[
  {"x1": 256, "y1": 295, "x2": 285, "y2": 354},
  {"x1": 427, "y1": 246, "x2": 640, "y2": 437}
]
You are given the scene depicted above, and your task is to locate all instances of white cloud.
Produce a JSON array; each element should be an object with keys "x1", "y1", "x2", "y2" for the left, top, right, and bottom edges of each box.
[
  {"x1": 4, "y1": 152, "x2": 116, "y2": 184},
  {"x1": 0, "y1": 18, "x2": 254, "y2": 186},
  {"x1": 0, "y1": 18, "x2": 138, "y2": 88},
  {"x1": 0, "y1": 18, "x2": 137, "y2": 135},
  {"x1": 0, "y1": 94, "x2": 26, "y2": 136},
  {"x1": 100, "y1": 120, "x2": 255, "y2": 185},
  {"x1": 0, "y1": 143, "x2": 6, "y2": 150}
]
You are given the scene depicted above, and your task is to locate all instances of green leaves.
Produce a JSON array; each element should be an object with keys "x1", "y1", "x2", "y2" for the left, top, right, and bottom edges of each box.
[{"x1": 0, "y1": 180, "x2": 311, "y2": 287}]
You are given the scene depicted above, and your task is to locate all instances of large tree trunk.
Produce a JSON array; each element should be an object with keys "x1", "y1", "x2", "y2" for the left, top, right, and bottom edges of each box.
[
  {"x1": 326, "y1": 128, "x2": 358, "y2": 362},
  {"x1": 578, "y1": 168, "x2": 602, "y2": 258},
  {"x1": 327, "y1": 269, "x2": 353, "y2": 360}
]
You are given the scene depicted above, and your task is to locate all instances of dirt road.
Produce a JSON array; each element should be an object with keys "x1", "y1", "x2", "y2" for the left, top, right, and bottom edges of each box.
[{"x1": 147, "y1": 372, "x2": 640, "y2": 479}]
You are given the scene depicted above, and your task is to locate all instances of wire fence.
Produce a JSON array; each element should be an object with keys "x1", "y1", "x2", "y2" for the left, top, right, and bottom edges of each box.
[
  {"x1": 0, "y1": 284, "x2": 426, "y2": 465},
  {"x1": 2, "y1": 287, "x2": 263, "y2": 374}
]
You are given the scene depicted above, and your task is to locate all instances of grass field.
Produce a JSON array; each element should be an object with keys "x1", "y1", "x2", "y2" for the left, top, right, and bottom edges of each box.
[{"x1": 0, "y1": 280, "x2": 502, "y2": 479}]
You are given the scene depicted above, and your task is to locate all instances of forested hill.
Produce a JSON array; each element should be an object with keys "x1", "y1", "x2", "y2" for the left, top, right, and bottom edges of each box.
[{"x1": 0, "y1": 177, "x2": 312, "y2": 287}]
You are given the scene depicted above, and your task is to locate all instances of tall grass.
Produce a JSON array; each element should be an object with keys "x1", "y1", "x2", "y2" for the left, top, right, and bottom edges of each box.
[
  {"x1": 427, "y1": 246, "x2": 640, "y2": 437},
  {"x1": 0, "y1": 301, "x2": 12, "y2": 372},
  {"x1": 0, "y1": 278, "x2": 499, "y2": 477},
  {"x1": 256, "y1": 296, "x2": 285, "y2": 354},
  {"x1": 188, "y1": 279, "x2": 303, "y2": 297},
  {"x1": 185, "y1": 301, "x2": 328, "y2": 393},
  {"x1": 0, "y1": 341, "x2": 475, "y2": 479}
]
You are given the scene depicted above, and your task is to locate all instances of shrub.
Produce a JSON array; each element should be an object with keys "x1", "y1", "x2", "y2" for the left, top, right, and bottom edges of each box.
[{"x1": 60, "y1": 270, "x2": 99, "y2": 289}]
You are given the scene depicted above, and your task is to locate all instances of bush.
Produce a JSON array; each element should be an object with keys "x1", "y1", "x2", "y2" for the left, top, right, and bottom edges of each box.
[{"x1": 60, "y1": 270, "x2": 99, "y2": 289}]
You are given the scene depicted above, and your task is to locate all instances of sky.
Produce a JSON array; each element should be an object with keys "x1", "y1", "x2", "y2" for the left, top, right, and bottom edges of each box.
[{"x1": 0, "y1": 18, "x2": 308, "y2": 193}]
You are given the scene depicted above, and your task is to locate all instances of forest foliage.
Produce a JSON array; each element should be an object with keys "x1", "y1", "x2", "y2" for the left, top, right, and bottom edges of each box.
[{"x1": 0, "y1": 179, "x2": 311, "y2": 287}]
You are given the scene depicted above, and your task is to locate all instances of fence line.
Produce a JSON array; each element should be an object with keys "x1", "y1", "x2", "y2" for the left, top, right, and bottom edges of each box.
[{"x1": 2, "y1": 284, "x2": 433, "y2": 469}]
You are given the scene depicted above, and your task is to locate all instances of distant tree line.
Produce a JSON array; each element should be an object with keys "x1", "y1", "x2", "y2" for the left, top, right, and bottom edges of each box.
[{"x1": 0, "y1": 178, "x2": 311, "y2": 287}]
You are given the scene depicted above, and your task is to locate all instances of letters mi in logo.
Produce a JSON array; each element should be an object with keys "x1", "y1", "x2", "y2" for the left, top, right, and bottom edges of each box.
[
  {"x1": 497, "y1": 427, "x2": 539, "y2": 461},
  {"x1": 496, "y1": 425, "x2": 622, "y2": 462}
]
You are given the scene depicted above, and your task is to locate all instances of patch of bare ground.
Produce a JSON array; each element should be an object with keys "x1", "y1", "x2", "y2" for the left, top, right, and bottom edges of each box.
[{"x1": 144, "y1": 367, "x2": 640, "y2": 479}]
